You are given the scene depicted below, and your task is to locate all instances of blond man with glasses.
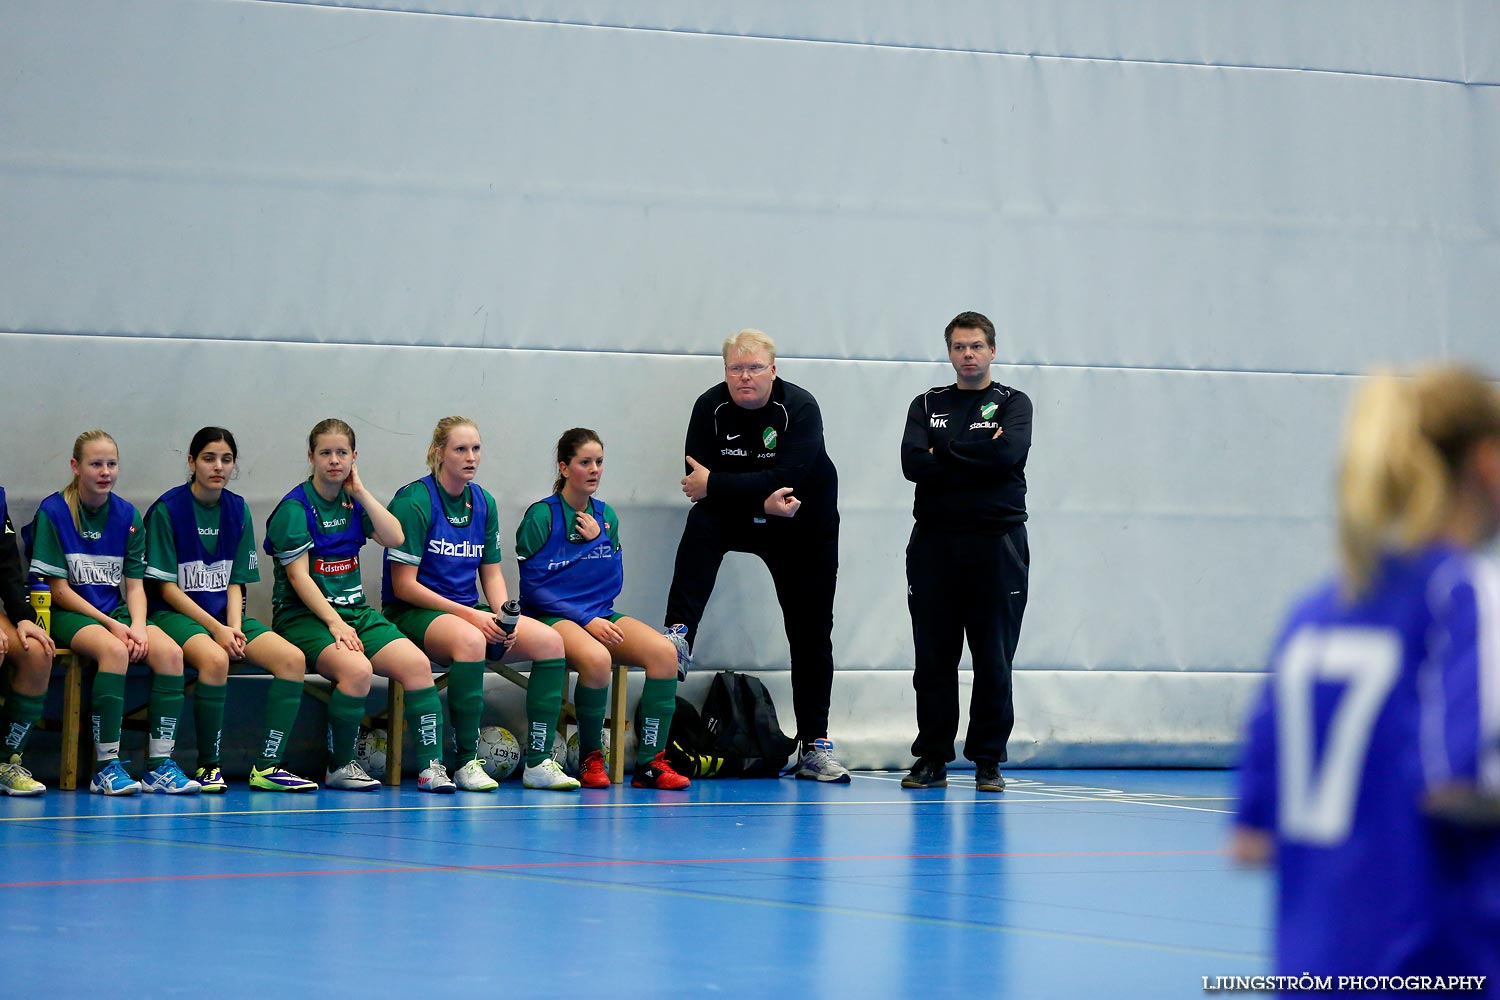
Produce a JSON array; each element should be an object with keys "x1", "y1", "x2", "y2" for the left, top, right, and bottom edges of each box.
[{"x1": 664, "y1": 329, "x2": 850, "y2": 781}]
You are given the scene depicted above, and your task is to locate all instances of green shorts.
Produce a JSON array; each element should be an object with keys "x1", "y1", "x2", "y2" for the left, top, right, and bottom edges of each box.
[
  {"x1": 536, "y1": 611, "x2": 624, "y2": 628},
  {"x1": 383, "y1": 601, "x2": 492, "y2": 649},
  {"x1": 273, "y1": 605, "x2": 409, "y2": 667},
  {"x1": 51, "y1": 605, "x2": 131, "y2": 648},
  {"x1": 148, "y1": 609, "x2": 272, "y2": 648}
]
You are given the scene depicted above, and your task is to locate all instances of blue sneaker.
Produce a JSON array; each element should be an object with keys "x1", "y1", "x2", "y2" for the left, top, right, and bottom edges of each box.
[
  {"x1": 140, "y1": 760, "x2": 202, "y2": 795},
  {"x1": 663, "y1": 625, "x2": 692, "y2": 681},
  {"x1": 90, "y1": 760, "x2": 141, "y2": 796}
]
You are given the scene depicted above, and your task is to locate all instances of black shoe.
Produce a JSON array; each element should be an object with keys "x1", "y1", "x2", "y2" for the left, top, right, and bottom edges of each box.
[
  {"x1": 974, "y1": 761, "x2": 1005, "y2": 793},
  {"x1": 901, "y1": 757, "x2": 948, "y2": 789}
]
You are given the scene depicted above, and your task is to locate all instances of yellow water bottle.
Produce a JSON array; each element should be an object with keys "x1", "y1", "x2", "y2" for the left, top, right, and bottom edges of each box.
[{"x1": 28, "y1": 577, "x2": 51, "y2": 635}]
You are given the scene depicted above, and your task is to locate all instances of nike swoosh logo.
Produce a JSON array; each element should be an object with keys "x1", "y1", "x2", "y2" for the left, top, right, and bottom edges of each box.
[{"x1": 726, "y1": 434, "x2": 740, "y2": 440}]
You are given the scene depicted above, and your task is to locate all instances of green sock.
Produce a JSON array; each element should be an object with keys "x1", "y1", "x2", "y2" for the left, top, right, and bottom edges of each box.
[
  {"x1": 2, "y1": 691, "x2": 46, "y2": 757},
  {"x1": 525, "y1": 659, "x2": 566, "y2": 767},
  {"x1": 92, "y1": 671, "x2": 126, "y2": 763},
  {"x1": 574, "y1": 683, "x2": 608, "y2": 756},
  {"x1": 636, "y1": 677, "x2": 677, "y2": 765},
  {"x1": 403, "y1": 685, "x2": 444, "y2": 771},
  {"x1": 255, "y1": 678, "x2": 304, "y2": 769},
  {"x1": 446, "y1": 661, "x2": 484, "y2": 765},
  {"x1": 193, "y1": 681, "x2": 227, "y2": 768},
  {"x1": 328, "y1": 689, "x2": 366, "y2": 769},
  {"x1": 147, "y1": 673, "x2": 186, "y2": 767}
]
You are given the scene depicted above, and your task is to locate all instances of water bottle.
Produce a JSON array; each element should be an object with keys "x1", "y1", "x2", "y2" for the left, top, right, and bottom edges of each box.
[
  {"x1": 496, "y1": 599, "x2": 521, "y2": 636},
  {"x1": 28, "y1": 577, "x2": 51, "y2": 635}
]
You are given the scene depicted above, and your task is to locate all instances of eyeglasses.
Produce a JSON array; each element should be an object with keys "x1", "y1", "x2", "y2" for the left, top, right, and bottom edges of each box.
[{"x1": 726, "y1": 363, "x2": 771, "y2": 376}]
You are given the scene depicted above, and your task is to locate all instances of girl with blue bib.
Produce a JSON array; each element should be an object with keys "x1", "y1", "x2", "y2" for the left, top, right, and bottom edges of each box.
[
  {"x1": 517, "y1": 428, "x2": 689, "y2": 790},
  {"x1": 383, "y1": 416, "x2": 571, "y2": 791},
  {"x1": 264, "y1": 418, "x2": 451, "y2": 793},
  {"x1": 1233, "y1": 367, "x2": 1500, "y2": 985},
  {"x1": 1, "y1": 484, "x2": 57, "y2": 796},
  {"x1": 27, "y1": 430, "x2": 197, "y2": 795},
  {"x1": 144, "y1": 427, "x2": 317, "y2": 792}
]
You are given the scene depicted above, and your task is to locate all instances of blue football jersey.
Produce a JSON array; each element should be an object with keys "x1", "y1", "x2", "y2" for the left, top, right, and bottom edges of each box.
[{"x1": 1236, "y1": 543, "x2": 1500, "y2": 983}]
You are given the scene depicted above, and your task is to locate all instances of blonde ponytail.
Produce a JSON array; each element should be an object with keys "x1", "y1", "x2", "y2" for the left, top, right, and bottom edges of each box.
[{"x1": 1338, "y1": 367, "x2": 1500, "y2": 596}]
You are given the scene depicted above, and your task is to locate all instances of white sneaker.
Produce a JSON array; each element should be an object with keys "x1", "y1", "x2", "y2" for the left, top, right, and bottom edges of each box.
[
  {"x1": 417, "y1": 761, "x2": 456, "y2": 794},
  {"x1": 523, "y1": 758, "x2": 581, "y2": 791},
  {"x1": 662, "y1": 625, "x2": 692, "y2": 681},
  {"x1": 454, "y1": 758, "x2": 498, "y2": 792},
  {"x1": 325, "y1": 760, "x2": 381, "y2": 791},
  {"x1": 795, "y1": 738, "x2": 852, "y2": 783}
]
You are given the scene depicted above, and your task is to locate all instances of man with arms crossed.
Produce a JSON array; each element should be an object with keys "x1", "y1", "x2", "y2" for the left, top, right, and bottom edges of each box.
[
  {"x1": 664, "y1": 329, "x2": 850, "y2": 781},
  {"x1": 900, "y1": 311, "x2": 1031, "y2": 792}
]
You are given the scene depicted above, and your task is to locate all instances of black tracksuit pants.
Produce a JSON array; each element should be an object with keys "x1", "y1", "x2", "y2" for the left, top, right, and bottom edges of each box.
[
  {"x1": 906, "y1": 522, "x2": 1028, "y2": 764},
  {"x1": 665, "y1": 504, "x2": 838, "y2": 744}
]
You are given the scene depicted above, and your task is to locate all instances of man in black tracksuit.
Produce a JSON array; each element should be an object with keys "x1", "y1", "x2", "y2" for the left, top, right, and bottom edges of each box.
[
  {"x1": 900, "y1": 311, "x2": 1031, "y2": 793},
  {"x1": 665, "y1": 329, "x2": 850, "y2": 782}
]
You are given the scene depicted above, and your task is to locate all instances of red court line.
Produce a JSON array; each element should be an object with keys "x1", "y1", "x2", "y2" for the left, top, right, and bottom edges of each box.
[{"x1": 1, "y1": 848, "x2": 1226, "y2": 889}]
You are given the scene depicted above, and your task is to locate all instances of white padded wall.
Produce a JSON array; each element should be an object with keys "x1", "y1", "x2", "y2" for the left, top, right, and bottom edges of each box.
[{"x1": 3, "y1": 0, "x2": 1499, "y2": 765}]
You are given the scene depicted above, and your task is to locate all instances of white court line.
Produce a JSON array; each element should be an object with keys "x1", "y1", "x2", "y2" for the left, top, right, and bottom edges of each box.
[
  {"x1": 861, "y1": 772, "x2": 1238, "y2": 814},
  {"x1": 1, "y1": 775, "x2": 1236, "y2": 823}
]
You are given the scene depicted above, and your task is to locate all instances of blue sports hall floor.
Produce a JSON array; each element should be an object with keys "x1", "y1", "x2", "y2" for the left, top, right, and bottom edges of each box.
[{"x1": 1, "y1": 769, "x2": 1266, "y2": 999}]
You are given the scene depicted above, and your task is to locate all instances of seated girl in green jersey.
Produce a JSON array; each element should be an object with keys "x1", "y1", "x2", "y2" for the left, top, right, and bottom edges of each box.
[
  {"x1": 517, "y1": 428, "x2": 689, "y2": 790},
  {"x1": 1, "y1": 483, "x2": 57, "y2": 797},
  {"x1": 382, "y1": 416, "x2": 573, "y2": 791},
  {"x1": 264, "y1": 418, "x2": 452, "y2": 793},
  {"x1": 28, "y1": 430, "x2": 198, "y2": 795},
  {"x1": 144, "y1": 427, "x2": 318, "y2": 793}
]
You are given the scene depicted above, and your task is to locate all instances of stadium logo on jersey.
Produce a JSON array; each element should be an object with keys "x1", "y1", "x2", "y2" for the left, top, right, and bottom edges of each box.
[
  {"x1": 79, "y1": 529, "x2": 103, "y2": 540},
  {"x1": 427, "y1": 538, "x2": 484, "y2": 559},
  {"x1": 544, "y1": 545, "x2": 616, "y2": 572},
  {"x1": 320, "y1": 517, "x2": 348, "y2": 530},
  {"x1": 980, "y1": 402, "x2": 998, "y2": 420},
  {"x1": 197, "y1": 526, "x2": 219, "y2": 538},
  {"x1": 762, "y1": 428, "x2": 778, "y2": 449},
  {"x1": 179, "y1": 559, "x2": 232, "y2": 592},
  {"x1": 65, "y1": 553, "x2": 123, "y2": 586},
  {"x1": 721, "y1": 447, "x2": 749, "y2": 457},
  {"x1": 929, "y1": 414, "x2": 948, "y2": 428},
  {"x1": 313, "y1": 556, "x2": 358, "y2": 575},
  {"x1": 969, "y1": 421, "x2": 999, "y2": 431}
]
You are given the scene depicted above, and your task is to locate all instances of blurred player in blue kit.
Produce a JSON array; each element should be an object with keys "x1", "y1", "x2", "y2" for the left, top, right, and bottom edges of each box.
[{"x1": 1233, "y1": 366, "x2": 1500, "y2": 989}]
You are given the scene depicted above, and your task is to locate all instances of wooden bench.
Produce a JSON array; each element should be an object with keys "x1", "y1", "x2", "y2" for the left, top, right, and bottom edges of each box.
[
  {"x1": 21, "y1": 650, "x2": 322, "y2": 790},
  {"x1": 8, "y1": 651, "x2": 635, "y2": 788}
]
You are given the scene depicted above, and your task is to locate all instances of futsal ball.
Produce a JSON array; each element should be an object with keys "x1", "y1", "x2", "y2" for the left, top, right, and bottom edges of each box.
[
  {"x1": 551, "y1": 732, "x2": 570, "y2": 772},
  {"x1": 355, "y1": 728, "x2": 388, "y2": 780},
  {"x1": 476, "y1": 726, "x2": 522, "y2": 780}
]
